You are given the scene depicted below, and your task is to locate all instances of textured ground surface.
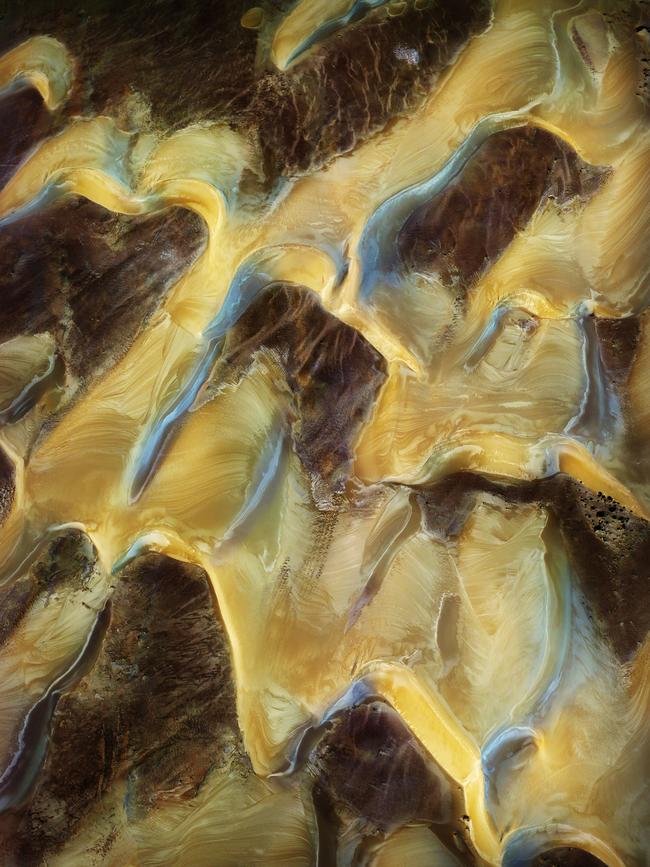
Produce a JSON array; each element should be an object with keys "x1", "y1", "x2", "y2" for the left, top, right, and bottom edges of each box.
[{"x1": 0, "y1": 1, "x2": 649, "y2": 865}]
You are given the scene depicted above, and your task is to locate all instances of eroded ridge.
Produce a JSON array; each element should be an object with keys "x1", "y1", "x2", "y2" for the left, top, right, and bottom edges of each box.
[{"x1": 0, "y1": 0, "x2": 648, "y2": 865}]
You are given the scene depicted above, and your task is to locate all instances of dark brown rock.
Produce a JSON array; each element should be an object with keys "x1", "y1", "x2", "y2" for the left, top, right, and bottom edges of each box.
[
  {"x1": 0, "y1": 448, "x2": 14, "y2": 528},
  {"x1": 239, "y1": 0, "x2": 492, "y2": 179},
  {"x1": 309, "y1": 700, "x2": 454, "y2": 834},
  {"x1": 398, "y1": 126, "x2": 609, "y2": 299},
  {"x1": 531, "y1": 847, "x2": 609, "y2": 867},
  {"x1": 3, "y1": 553, "x2": 239, "y2": 865},
  {"x1": 418, "y1": 475, "x2": 480, "y2": 541},
  {"x1": 220, "y1": 282, "x2": 387, "y2": 492},
  {"x1": 594, "y1": 315, "x2": 641, "y2": 388},
  {"x1": 0, "y1": 0, "x2": 263, "y2": 130},
  {"x1": 545, "y1": 477, "x2": 650, "y2": 662},
  {"x1": 0, "y1": 87, "x2": 53, "y2": 191},
  {"x1": 0, "y1": 197, "x2": 206, "y2": 381}
]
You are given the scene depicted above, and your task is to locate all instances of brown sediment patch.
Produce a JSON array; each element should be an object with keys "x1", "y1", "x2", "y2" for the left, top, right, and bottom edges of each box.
[
  {"x1": 240, "y1": 0, "x2": 492, "y2": 179},
  {"x1": 220, "y1": 282, "x2": 387, "y2": 492},
  {"x1": 0, "y1": 1, "x2": 261, "y2": 130},
  {"x1": 309, "y1": 700, "x2": 454, "y2": 831},
  {"x1": 397, "y1": 126, "x2": 609, "y2": 300},
  {"x1": 0, "y1": 86, "x2": 53, "y2": 190},
  {"x1": 531, "y1": 847, "x2": 609, "y2": 867},
  {"x1": 0, "y1": 197, "x2": 206, "y2": 382},
  {"x1": 594, "y1": 316, "x2": 641, "y2": 389},
  {"x1": 0, "y1": 448, "x2": 14, "y2": 529},
  {"x1": 308, "y1": 699, "x2": 475, "y2": 864},
  {"x1": 1, "y1": 553, "x2": 239, "y2": 865}
]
